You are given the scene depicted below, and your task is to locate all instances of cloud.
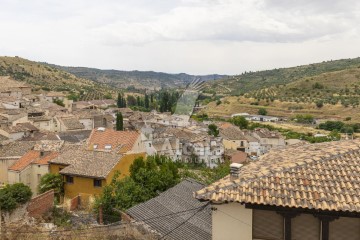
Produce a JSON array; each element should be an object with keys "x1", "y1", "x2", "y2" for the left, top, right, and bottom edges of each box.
[
  {"x1": 90, "y1": 0, "x2": 360, "y2": 45},
  {"x1": 0, "y1": 0, "x2": 360, "y2": 74}
]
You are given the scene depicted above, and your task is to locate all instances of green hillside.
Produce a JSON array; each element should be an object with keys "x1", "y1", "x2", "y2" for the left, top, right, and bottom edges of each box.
[
  {"x1": 0, "y1": 56, "x2": 108, "y2": 93},
  {"x1": 205, "y1": 57, "x2": 360, "y2": 95}
]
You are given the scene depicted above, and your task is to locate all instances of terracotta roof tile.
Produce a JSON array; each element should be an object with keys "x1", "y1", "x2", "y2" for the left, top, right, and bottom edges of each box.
[
  {"x1": 88, "y1": 128, "x2": 140, "y2": 153},
  {"x1": 195, "y1": 139, "x2": 360, "y2": 213},
  {"x1": 8, "y1": 150, "x2": 58, "y2": 171}
]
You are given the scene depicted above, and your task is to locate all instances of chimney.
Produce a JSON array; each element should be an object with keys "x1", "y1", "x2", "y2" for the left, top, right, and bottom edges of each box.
[{"x1": 230, "y1": 163, "x2": 243, "y2": 180}]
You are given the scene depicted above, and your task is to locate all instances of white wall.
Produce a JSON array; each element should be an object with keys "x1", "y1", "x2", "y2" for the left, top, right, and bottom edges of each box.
[
  {"x1": 79, "y1": 118, "x2": 94, "y2": 130},
  {"x1": 30, "y1": 164, "x2": 50, "y2": 195},
  {"x1": 212, "y1": 203, "x2": 253, "y2": 240}
]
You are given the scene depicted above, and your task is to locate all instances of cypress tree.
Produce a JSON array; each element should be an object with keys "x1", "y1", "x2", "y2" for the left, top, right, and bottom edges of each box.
[
  {"x1": 116, "y1": 112, "x2": 123, "y2": 131},
  {"x1": 117, "y1": 93, "x2": 122, "y2": 108},
  {"x1": 145, "y1": 94, "x2": 150, "y2": 109}
]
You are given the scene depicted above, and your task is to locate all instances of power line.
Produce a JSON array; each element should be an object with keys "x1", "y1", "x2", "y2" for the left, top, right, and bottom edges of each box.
[
  {"x1": 3, "y1": 204, "x2": 209, "y2": 235},
  {"x1": 159, "y1": 202, "x2": 210, "y2": 240}
]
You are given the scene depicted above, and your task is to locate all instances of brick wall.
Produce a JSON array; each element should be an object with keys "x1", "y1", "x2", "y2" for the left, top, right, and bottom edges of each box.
[
  {"x1": 70, "y1": 195, "x2": 80, "y2": 211},
  {"x1": 27, "y1": 189, "x2": 54, "y2": 218}
]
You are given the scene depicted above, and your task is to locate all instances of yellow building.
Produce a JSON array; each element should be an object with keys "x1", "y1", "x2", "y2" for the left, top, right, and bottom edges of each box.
[{"x1": 49, "y1": 144, "x2": 145, "y2": 200}]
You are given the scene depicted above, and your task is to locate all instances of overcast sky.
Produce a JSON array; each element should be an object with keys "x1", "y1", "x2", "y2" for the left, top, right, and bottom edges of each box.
[{"x1": 1, "y1": 0, "x2": 360, "y2": 75}]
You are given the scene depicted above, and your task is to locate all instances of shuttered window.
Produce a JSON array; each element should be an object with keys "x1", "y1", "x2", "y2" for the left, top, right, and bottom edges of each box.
[
  {"x1": 329, "y1": 217, "x2": 360, "y2": 240},
  {"x1": 292, "y1": 213, "x2": 320, "y2": 240},
  {"x1": 253, "y1": 209, "x2": 284, "y2": 240}
]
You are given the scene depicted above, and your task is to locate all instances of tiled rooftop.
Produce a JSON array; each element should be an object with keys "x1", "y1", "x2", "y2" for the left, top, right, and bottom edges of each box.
[
  {"x1": 0, "y1": 141, "x2": 36, "y2": 158},
  {"x1": 127, "y1": 179, "x2": 211, "y2": 240},
  {"x1": 219, "y1": 126, "x2": 246, "y2": 140},
  {"x1": 195, "y1": 140, "x2": 360, "y2": 212},
  {"x1": 49, "y1": 144, "x2": 121, "y2": 178},
  {"x1": 8, "y1": 150, "x2": 59, "y2": 171},
  {"x1": 60, "y1": 117, "x2": 85, "y2": 130},
  {"x1": 88, "y1": 128, "x2": 140, "y2": 153}
]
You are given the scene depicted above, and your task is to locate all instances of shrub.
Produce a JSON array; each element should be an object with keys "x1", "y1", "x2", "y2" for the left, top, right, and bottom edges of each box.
[
  {"x1": 258, "y1": 108, "x2": 267, "y2": 116},
  {"x1": 0, "y1": 183, "x2": 32, "y2": 211}
]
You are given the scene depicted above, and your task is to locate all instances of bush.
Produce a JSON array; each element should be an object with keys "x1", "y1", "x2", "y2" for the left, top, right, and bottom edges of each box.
[
  {"x1": 38, "y1": 173, "x2": 64, "y2": 201},
  {"x1": 0, "y1": 183, "x2": 32, "y2": 211},
  {"x1": 258, "y1": 108, "x2": 267, "y2": 115},
  {"x1": 316, "y1": 100, "x2": 324, "y2": 108},
  {"x1": 294, "y1": 114, "x2": 314, "y2": 124},
  {"x1": 230, "y1": 116, "x2": 249, "y2": 129}
]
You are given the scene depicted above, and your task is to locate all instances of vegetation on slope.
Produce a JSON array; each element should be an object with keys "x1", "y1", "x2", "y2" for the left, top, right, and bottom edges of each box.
[
  {"x1": 0, "y1": 56, "x2": 113, "y2": 97},
  {"x1": 205, "y1": 57, "x2": 360, "y2": 95},
  {"x1": 47, "y1": 64, "x2": 227, "y2": 90}
]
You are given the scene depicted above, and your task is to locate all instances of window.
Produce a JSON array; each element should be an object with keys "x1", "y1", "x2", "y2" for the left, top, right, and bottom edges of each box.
[
  {"x1": 66, "y1": 175, "x2": 74, "y2": 184},
  {"x1": 148, "y1": 143, "x2": 152, "y2": 147},
  {"x1": 93, "y1": 144, "x2": 98, "y2": 149},
  {"x1": 105, "y1": 144, "x2": 112, "y2": 150},
  {"x1": 94, "y1": 179, "x2": 102, "y2": 187}
]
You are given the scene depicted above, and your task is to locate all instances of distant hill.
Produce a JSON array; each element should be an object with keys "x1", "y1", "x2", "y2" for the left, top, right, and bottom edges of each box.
[
  {"x1": 245, "y1": 67, "x2": 360, "y2": 107},
  {"x1": 46, "y1": 65, "x2": 227, "y2": 90},
  {"x1": 0, "y1": 56, "x2": 106, "y2": 93},
  {"x1": 205, "y1": 57, "x2": 360, "y2": 95}
]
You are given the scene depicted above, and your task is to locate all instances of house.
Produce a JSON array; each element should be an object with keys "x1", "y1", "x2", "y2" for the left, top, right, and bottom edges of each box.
[
  {"x1": 0, "y1": 141, "x2": 36, "y2": 185},
  {"x1": 245, "y1": 115, "x2": 279, "y2": 122},
  {"x1": 54, "y1": 116, "x2": 85, "y2": 132},
  {"x1": 127, "y1": 178, "x2": 211, "y2": 240},
  {"x1": 7, "y1": 140, "x2": 63, "y2": 195},
  {"x1": 8, "y1": 150, "x2": 59, "y2": 195},
  {"x1": 252, "y1": 128, "x2": 286, "y2": 153},
  {"x1": 0, "y1": 122, "x2": 39, "y2": 141},
  {"x1": 49, "y1": 144, "x2": 145, "y2": 202},
  {"x1": 195, "y1": 140, "x2": 360, "y2": 240},
  {"x1": 87, "y1": 128, "x2": 145, "y2": 154},
  {"x1": 163, "y1": 128, "x2": 224, "y2": 167},
  {"x1": 0, "y1": 76, "x2": 32, "y2": 98},
  {"x1": 231, "y1": 113, "x2": 250, "y2": 118},
  {"x1": 151, "y1": 137, "x2": 182, "y2": 161},
  {"x1": 45, "y1": 91, "x2": 65, "y2": 103},
  {"x1": 73, "y1": 110, "x2": 114, "y2": 130},
  {"x1": 242, "y1": 133, "x2": 262, "y2": 156},
  {"x1": 220, "y1": 126, "x2": 248, "y2": 152}
]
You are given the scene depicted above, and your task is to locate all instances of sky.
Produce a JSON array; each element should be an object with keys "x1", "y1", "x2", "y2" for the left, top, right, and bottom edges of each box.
[{"x1": 1, "y1": 0, "x2": 360, "y2": 75}]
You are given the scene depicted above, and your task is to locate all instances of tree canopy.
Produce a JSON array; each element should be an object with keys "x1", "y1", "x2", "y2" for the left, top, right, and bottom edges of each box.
[
  {"x1": 0, "y1": 183, "x2": 32, "y2": 212},
  {"x1": 208, "y1": 124, "x2": 219, "y2": 137},
  {"x1": 94, "y1": 155, "x2": 180, "y2": 222}
]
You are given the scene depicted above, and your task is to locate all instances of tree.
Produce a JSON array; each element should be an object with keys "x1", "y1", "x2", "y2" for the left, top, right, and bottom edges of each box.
[
  {"x1": 231, "y1": 116, "x2": 249, "y2": 129},
  {"x1": 144, "y1": 94, "x2": 150, "y2": 109},
  {"x1": 258, "y1": 108, "x2": 267, "y2": 115},
  {"x1": 117, "y1": 93, "x2": 122, "y2": 108},
  {"x1": 208, "y1": 124, "x2": 219, "y2": 137},
  {"x1": 117, "y1": 93, "x2": 127, "y2": 108},
  {"x1": 0, "y1": 183, "x2": 32, "y2": 212},
  {"x1": 38, "y1": 173, "x2": 64, "y2": 200},
  {"x1": 95, "y1": 155, "x2": 180, "y2": 218},
  {"x1": 116, "y1": 112, "x2": 123, "y2": 131}
]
